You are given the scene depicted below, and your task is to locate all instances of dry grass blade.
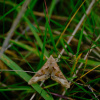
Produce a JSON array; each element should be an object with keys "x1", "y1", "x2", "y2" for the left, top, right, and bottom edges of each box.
[
  {"x1": 0, "y1": 0, "x2": 31, "y2": 58},
  {"x1": 1, "y1": 0, "x2": 100, "y2": 100},
  {"x1": 56, "y1": 0, "x2": 86, "y2": 46},
  {"x1": 57, "y1": 0, "x2": 96, "y2": 61},
  {"x1": 59, "y1": 0, "x2": 96, "y2": 100}
]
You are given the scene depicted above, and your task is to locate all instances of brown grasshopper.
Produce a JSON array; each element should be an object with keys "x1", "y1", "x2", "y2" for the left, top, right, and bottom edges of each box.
[{"x1": 28, "y1": 55, "x2": 70, "y2": 88}]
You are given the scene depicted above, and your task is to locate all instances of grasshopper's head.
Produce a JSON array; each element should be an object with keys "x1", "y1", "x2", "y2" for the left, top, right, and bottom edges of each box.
[{"x1": 47, "y1": 55, "x2": 56, "y2": 66}]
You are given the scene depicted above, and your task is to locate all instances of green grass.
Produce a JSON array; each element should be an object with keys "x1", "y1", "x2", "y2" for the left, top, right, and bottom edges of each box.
[
  {"x1": 1, "y1": 54, "x2": 53, "y2": 100},
  {"x1": 0, "y1": 0, "x2": 100, "y2": 100}
]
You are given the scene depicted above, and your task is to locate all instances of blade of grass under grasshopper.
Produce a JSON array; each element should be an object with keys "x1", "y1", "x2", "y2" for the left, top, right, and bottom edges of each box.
[{"x1": 1, "y1": 54, "x2": 53, "y2": 100}]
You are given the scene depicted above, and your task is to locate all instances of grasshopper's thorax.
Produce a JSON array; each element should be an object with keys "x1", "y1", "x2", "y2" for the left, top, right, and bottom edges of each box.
[{"x1": 47, "y1": 55, "x2": 55, "y2": 67}]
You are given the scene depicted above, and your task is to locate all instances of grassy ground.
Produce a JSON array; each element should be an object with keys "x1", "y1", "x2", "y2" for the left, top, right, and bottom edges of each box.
[{"x1": 0, "y1": 0, "x2": 100, "y2": 100}]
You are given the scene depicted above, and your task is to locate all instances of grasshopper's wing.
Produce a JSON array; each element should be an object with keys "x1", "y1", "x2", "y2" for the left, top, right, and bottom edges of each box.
[
  {"x1": 28, "y1": 62, "x2": 50, "y2": 85},
  {"x1": 51, "y1": 63, "x2": 70, "y2": 88}
]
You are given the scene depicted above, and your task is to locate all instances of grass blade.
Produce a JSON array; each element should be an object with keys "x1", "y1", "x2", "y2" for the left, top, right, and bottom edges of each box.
[{"x1": 1, "y1": 54, "x2": 53, "y2": 100}]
